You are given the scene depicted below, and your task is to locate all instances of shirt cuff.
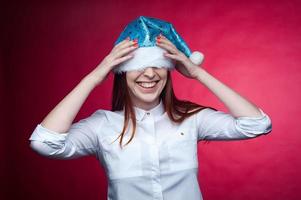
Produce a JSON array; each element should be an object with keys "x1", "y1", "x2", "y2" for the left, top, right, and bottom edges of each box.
[
  {"x1": 235, "y1": 108, "x2": 272, "y2": 137},
  {"x1": 29, "y1": 124, "x2": 68, "y2": 148}
]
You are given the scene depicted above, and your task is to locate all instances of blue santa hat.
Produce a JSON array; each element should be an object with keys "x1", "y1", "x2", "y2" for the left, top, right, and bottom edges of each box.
[{"x1": 112, "y1": 16, "x2": 204, "y2": 74}]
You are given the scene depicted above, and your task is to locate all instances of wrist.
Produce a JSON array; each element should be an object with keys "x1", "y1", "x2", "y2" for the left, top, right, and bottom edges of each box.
[
  {"x1": 195, "y1": 67, "x2": 207, "y2": 81},
  {"x1": 82, "y1": 73, "x2": 103, "y2": 88}
]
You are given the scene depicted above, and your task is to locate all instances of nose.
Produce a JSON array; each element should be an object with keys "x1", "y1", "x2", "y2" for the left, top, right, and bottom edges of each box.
[{"x1": 143, "y1": 67, "x2": 156, "y2": 78}]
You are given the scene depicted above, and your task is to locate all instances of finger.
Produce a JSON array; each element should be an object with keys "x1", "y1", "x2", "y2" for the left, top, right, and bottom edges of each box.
[
  {"x1": 113, "y1": 44, "x2": 138, "y2": 59},
  {"x1": 112, "y1": 37, "x2": 136, "y2": 53},
  {"x1": 157, "y1": 34, "x2": 176, "y2": 47},
  {"x1": 163, "y1": 48, "x2": 188, "y2": 63},
  {"x1": 111, "y1": 54, "x2": 134, "y2": 66},
  {"x1": 112, "y1": 39, "x2": 138, "y2": 52},
  {"x1": 116, "y1": 38, "x2": 138, "y2": 52},
  {"x1": 163, "y1": 53, "x2": 182, "y2": 62},
  {"x1": 113, "y1": 37, "x2": 130, "y2": 49},
  {"x1": 157, "y1": 38, "x2": 188, "y2": 59},
  {"x1": 156, "y1": 41, "x2": 178, "y2": 54}
]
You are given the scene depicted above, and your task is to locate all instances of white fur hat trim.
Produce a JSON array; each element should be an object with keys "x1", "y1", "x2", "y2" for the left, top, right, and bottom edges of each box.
[{"x1": 112, "y1": 46, "x2": 176, "y2": 74}]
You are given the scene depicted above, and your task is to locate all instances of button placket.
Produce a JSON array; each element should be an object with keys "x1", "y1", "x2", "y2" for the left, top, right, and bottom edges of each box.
[{"x1": 138, "y1": 110, "x2": 164, "y2": 198}]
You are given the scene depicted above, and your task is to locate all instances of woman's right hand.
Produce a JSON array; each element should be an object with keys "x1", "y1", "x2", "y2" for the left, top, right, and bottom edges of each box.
[{"x1": 88, "y1": 37, "x2": 139, "y2": 86}]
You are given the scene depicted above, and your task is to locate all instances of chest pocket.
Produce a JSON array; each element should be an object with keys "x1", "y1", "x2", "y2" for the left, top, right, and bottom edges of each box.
[
  {"x1": 166, "y1": 128, "x2": 198, "y2": 171},
  {"x1": 101, "y1": 134, "x2": 143, "y2": 180}
]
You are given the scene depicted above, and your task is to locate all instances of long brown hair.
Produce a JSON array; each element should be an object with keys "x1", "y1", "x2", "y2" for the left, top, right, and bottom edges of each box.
[{"x1": 111, "y1": 70, "x2": 217, "y2": 148}]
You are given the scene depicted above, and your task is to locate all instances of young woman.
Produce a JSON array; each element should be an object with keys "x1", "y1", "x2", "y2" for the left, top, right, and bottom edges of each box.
[{"x1": 29, "y1": 16, "x2": 272, "y2": 200}]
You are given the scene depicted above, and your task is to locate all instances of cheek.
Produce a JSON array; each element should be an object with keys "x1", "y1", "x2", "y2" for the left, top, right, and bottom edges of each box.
[
  {"x1": 126, "y1": 76, "x2": 136, "y2": 88},
  {"x1": 161, "y1": 76, "x2": 167, "y2": 85},
  {"x1": 161, "y1": 80, "x2": 167, "y2": 89}
]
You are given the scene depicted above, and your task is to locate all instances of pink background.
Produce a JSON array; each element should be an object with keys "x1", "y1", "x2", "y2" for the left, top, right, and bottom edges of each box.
[{"x1": 2, "y1": 0, "x2": 300, "y2": 199}]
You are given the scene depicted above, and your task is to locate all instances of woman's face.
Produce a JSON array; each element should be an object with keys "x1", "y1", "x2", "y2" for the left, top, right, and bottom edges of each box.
[{"x1": 126, "y1": 67, "x2": 168, "y2": 109}]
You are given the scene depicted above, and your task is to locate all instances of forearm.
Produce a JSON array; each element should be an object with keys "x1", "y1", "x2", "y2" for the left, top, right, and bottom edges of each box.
[
  {"x1": 196, "y1": 68, "x2": 262, "y2": 118},
  {"x1": 40, "y1": 74, "x2": 100, "y2": 133}
]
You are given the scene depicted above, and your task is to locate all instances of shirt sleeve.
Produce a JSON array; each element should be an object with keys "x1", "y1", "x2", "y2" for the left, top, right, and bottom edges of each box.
[
  {"x1": 196, "y1": 107, "x2": 272, "y2": 141},
  {"x1": 28, "y1": 110, "x2": 104, "y2": 159}
]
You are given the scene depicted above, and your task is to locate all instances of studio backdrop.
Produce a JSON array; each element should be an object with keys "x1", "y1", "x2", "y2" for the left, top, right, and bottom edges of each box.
[{"x1": 2, "y1": 0, "x2": 300, "y2": 199}]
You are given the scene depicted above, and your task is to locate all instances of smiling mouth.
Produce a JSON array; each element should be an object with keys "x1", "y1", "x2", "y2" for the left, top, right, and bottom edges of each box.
[{"x1": 136, "y1": 80, "x2": 160, "y2": 89}]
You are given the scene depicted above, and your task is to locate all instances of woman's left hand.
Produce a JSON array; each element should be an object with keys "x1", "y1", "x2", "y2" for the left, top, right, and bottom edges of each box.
[{"x1": 155, "y1": 33, "x2": 203, "y2": 79}]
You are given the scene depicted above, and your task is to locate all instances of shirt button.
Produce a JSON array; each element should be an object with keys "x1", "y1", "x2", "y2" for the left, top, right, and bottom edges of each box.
[{"x1": 146, "y1": 112, "x2": 150, "y2": 115}]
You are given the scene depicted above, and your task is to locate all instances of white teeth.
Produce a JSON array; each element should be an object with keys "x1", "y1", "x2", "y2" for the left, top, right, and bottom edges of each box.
[{"x1": 138, "y1": 81, "x2": 157, "y2": 88}]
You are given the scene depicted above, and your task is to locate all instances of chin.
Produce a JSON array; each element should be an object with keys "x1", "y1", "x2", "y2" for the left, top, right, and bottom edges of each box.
[
  {"x1": 137, "y1": 93, "x2": 159, "y2": 102},
  {"x1": 133, "y1": 90, "x2": 161, "y2": 104},
  {"x1": 141, "y1": 97, "x2": 159, "y2": 103}
]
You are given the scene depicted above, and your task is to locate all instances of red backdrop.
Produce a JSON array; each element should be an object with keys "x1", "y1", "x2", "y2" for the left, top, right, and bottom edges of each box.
[{"x1": 3, "y1": 0, "x2": 300, "y2": 199}]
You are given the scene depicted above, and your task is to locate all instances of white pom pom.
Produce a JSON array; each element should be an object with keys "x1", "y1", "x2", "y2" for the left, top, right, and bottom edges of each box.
[{"x1": 189, "y1": 51, "x2": 204, "y2": 65}]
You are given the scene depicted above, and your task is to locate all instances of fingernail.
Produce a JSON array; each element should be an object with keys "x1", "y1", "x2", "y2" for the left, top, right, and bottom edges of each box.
[
  {"x1": 133, "y1": 38, "x2": 138, "y2": 42},
  {"x1": 126, "y1": 37, "x2": 130, "y2": 40},
  {"x1": 134, "y1": 43, "x2": 139, "y2": 47}
]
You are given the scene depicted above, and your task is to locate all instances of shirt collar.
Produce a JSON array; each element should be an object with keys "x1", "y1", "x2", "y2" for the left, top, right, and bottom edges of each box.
[{"x1": 133, "y1": 99, "x2": 165, "y2": 121}]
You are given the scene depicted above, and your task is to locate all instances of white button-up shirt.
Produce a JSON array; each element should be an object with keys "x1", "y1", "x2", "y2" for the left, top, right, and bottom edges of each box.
[{"x1": 29, "y1": 100, "x2": 272, "y2": 200}]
